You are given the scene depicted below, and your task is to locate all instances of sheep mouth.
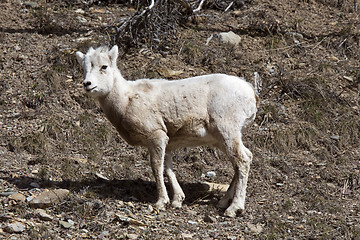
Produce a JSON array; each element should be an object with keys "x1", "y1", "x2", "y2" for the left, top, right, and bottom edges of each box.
[{"x1": 85, "y1": 86, "x2": 97, "y2": 92}]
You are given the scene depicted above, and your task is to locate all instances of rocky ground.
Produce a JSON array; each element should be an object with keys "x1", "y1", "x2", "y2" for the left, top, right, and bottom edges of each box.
[{"x1": 1, "y1": 0, "x2": 360, "y2": 239}]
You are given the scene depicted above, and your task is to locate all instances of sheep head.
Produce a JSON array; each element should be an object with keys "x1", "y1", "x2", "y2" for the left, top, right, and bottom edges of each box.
[{"x1": 76, "y1": 45, "x2": 119, "y2": 98}]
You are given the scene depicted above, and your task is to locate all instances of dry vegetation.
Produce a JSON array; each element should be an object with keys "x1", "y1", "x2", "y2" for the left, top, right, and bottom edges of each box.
[{"x1": 0, "y1": 0, "x2": 359, "y2": 239}]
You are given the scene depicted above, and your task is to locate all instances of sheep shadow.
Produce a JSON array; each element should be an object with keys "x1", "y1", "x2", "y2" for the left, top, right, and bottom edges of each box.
[{"x1": 1, "y1": 175, "x2": 219, "y2": 207}]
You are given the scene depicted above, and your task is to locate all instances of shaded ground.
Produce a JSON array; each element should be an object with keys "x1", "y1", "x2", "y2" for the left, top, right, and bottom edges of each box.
[{"x1": 0, "y1": 0, "x2": 359, "y2": 239}]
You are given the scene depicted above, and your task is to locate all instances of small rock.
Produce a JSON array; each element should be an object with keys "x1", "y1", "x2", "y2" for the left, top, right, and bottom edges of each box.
[
  {"x1": 126, "y1": 233, "x2": 139, "y2": 240},
  {"x1": 205, "y1": 171, "x2": 216, "y2": 178},
  {"x1": 227, "y1": 236, "x2": 237, "y2": 240},
  {"x1": 343, "y1": 76, "x2": 353, "y2": 82},
  {"x1": 180, "y1": 233, "x2": 194, "y2": 239},
  {"x1": 76, "y1": 37, "x2": 92, "y2": 43},
  {"x1": 8, "y1": 193, "x2": 26, "y2": 202},
  {"x1": 330, "y1": 135, "x2": 340, "y2": 140},
  {"x1": 326, "y1": 183, "x2": 337, "y2": 189},
  {"x1": 30, "y1": 182, "x2": 40, "y2": 188},
  {"x1": 218, "y1": 31, "x2": 241, "y2": 45},
  {"x1": 114, "y1": 214, "x2": 146, "y2": 226},
  {"x1": 35, "y1": 209, "x2": 53, "y2": 221},
  {"x1": 17, "y1": 55, "x2": 28, "y2": 61},
  {"x1": 67, "y1": 219, "x2": 75, "y2": 225},
  {"x1": 329, "y1": 56, "x2": 339, "y2": 62},
  {"x1": 232, "y1": 10, "x2": 242, "y2": 17},
  {"x1": 89, "y1": 8, "x2": 106, "y2": 14},
  {"x1": 4, "y1": 222, "x2": 26, "y2": 233},
  {"x1": 59, "y1": 220, "x2": 73, "y2": 229},
  {"x1": 23, "y1": 1, "x2": 39, "y2": 8},
  {"x1": 187, "y1": 220, "x2": 197, "y2": 225},
  {"x1": 147, "y1": 205, "x2": 154, "y2": 213},
  {"x1": 101, "y1": 230, "x2": 109, "y2": 235},
  {"x1": 95, "y1": 172, "x2": 110, "y2": 181},
  {"x1": 75, "y1": 9, "x2": 85, "y2": 14},
  {"x1": 26, "y1": 196, "x2": 34, "y2": 202},
  {"x1": 29, "y1": 189, "x2": 69, "y2": 208},
  {"x1": 246, "y1": 222, "x2": 263, "y2": 234},
  {"x1": 157, "y1": 68, "x2": 184, "y2": 78},
  {"x1": 204, "y1": 215, "x2": 216, "y2": 223},
  {"x1": 297, "y1": 224, "x2": 305, "y2": 229},
  {"x1": 76, "y1": 16, "x2": 87, "y2": 24}
]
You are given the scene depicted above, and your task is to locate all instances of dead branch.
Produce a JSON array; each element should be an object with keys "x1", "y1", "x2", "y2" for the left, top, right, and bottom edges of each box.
[
  {"x1": 112, "y1": 0, "x2": 250, "y2": 52},
  {"x1": 114, "y1": 0, "x2": 193, "y2": 51}
]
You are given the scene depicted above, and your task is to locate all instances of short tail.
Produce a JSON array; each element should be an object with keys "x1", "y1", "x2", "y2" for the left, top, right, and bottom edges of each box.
[
  {"x1": 253, "y1": 72, "x2": 262, "y2": 96},
  {"x1": 253, "y1": 72, "x2": 262, "y2": 107}
]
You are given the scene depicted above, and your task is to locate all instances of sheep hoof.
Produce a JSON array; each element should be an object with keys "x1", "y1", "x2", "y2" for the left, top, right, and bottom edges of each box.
[
  {"x1": 224, "y1": 208, "x2": 237, "y2": 218},
  {"x1": 155, "y1": 198, "x2": 169, "y2": 210},
  {"x1": 171, "y1": 200, "x2": 183, "y2": 209}
]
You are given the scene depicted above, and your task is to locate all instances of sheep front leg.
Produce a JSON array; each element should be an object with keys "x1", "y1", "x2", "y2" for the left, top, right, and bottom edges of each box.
[
  {"x1": 165, "y1": 153, "x2": 185, "y2": 208},
  {"x1": 148, "y1": 131, "x2": 170, "y2": 210}
]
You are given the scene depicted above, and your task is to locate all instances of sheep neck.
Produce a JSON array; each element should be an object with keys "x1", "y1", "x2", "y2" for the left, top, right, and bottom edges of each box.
[{"x1": 97, "y1": 71, "x2": 130, "y2": 123}]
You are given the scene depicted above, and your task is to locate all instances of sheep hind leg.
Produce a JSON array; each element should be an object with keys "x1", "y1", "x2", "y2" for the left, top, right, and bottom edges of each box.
[
  {"x1": 224, "y1": 139, "x2": 252, "y2": 218},
  {"x1": 148, "y1": 130, "x2": 170, "y2": 210},
  {"x1": 165, "y1": 152, "x2": 185, "y2": 208},
  {"x1": 217, "y1": 172, "x2": 237, "y2": 209}
]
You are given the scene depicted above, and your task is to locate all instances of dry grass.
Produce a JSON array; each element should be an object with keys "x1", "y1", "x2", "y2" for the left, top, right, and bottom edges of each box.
[{"x1": 1, "y1": 1, "x2": 359, "y2": 239}]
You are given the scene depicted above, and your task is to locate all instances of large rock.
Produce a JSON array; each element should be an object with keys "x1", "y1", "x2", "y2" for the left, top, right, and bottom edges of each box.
[
  {"x1": 29, "y1": 189, "x2": 70, "y2": 208},
  {"x1": 8, "y1": 193, "x2": 26, "y2": 202},
  {"x1": 200, "y1": 181, "x2": 229, "y2": 193},
  {"x1": 218, "y1": 31, "x2": 241, "y2": 45},
  {"x1": 35, "y1": 209, "x2": 53, "y2": 221},
  {"x1": 3, "y1": 222, "x2": 26, "y2": 233}
]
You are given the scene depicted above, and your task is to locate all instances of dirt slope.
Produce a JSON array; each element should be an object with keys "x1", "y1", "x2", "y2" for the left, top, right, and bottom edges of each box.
[{"x1": 0, "y1": 0, "x2": 359, "y2": 239}]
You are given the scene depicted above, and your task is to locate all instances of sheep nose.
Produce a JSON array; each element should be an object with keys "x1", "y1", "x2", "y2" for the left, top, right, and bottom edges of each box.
[{"x1": 83, "y1": 81, "x2": 91, "y2": 88}]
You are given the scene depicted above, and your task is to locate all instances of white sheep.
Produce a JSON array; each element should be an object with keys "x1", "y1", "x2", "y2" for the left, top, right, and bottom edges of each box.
[{"x1": 76, "y1": 45, "x2": 259, "y2": 217}]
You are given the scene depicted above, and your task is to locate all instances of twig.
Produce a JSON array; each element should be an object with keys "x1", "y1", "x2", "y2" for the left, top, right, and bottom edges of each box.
[
  {"x1": 205, "y1": 34, "x2": 214, "y2": 45},
  {"x1": 341, "y1": 179, "x2": 349, "y2": 195},
  {"x1": 355, "y1": 0, "x2": 358, "y2": 12},
  {"x1": 224, "y1": 1, "x2": 234, "y2": 12},
  {"x1": 178, "y1": 41, "x2": 185, "y2": 56},
  {"x1": 193, "y1": 0, "x2": 206, "y2": 12},
  {"x1": 338, "y1": 38, "x2": 347, "y2": 49},
  {"x1": 311, "y1": 36, "x2": 327, "y2": 51},
  {"x1": 256, "y1": 38, "x2": 329, "y2": 53}
]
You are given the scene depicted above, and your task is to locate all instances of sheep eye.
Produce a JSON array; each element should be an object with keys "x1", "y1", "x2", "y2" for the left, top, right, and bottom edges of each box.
[{"x1": 101, "y1": 65, "x2": 108, "y2": 71}]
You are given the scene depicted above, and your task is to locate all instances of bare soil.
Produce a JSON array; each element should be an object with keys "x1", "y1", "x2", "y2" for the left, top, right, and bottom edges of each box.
[{"x1": 1, "y1": 0, "x2": 360, "y2": 239}]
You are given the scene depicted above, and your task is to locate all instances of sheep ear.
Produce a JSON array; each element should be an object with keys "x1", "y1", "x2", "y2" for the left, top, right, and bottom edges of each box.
[
  {"x1": 88, "y1": 47, "x2": 95, "y2": 54},
  {"x1": 108, "y1": 45, "x2": 118, "y2": 65},
  {"x1": 76, "y1": 51, "x2": 85, "y2": 65}
]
